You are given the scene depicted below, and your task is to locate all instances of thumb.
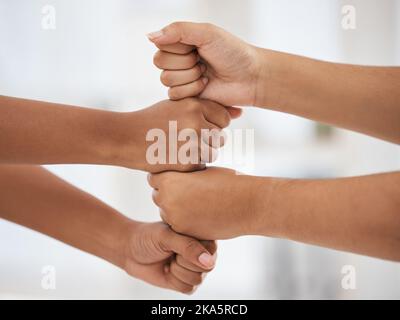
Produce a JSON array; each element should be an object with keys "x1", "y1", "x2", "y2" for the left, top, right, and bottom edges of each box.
[
  {"x1": 226, "y1": 106, "x2": 243, "y2": 119},
  {"x1": 147, "y1": 22, "x2": 219, "y2": 47},
  {"x1": 163, "y1": 230, "x2": 216, "y2": 270}
]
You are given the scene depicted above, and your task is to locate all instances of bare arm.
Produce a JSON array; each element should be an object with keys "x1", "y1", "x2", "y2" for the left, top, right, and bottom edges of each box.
[
  {"x1": 256, "y1": 171, "x2": 400, "y2": 261},
  {"x1": 0, "y1": 95, "x2": 121, "y2": 166},
  {"x1": 0, "y1": 95, "x2": 231, "y2": 172},
  {"x1": 148, "y1": 22, "x2": 400, "y2": 143},
  {"x1": 0, "y1": 165, "x2": 128, "y2": 266},
  {"x1": 0, "y1": 165, "x2": 216, "y2": 292},
  {"x1": 256, "y1": 49, "x2": 400, "y2": 144},
  {"x1": 151, "y1": 168, "x2": 400, "y2": 261}
]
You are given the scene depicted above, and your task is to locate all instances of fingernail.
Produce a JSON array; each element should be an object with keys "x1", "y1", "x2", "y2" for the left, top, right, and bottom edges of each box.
[
  {"x1": 200, "y1": 64, "x2": 207, "y2": 73},
  {"x1": 198, "y1": 252, "x2": 215, "y2": 268},
  {"x1": 202, "y1": 77, "x2": 209, "y2": 85},
  {"x1": 147, "y1": 30, "x2": 164, "y2": 40}
]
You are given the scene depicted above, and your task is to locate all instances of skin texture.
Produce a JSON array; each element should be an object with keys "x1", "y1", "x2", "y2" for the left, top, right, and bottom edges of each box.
[
  {"x1": 0, "y1": 165, "x2": 217, "y2": 294},
  {"x1": 148, "y1": 21, "x2": 400, "y2": 261},
  {"x1": 0, "y1": 96, "x2": 238, "y2": 173},
  {"x1": 0, "y1": 95, "x2": 230, "y2": 292},
  {"x1": 149, "y1": 22, "x2": 259, "y2": 108},
  {"x1": 119, "y1": 98, "x2": 231, "y2": 172},
  {"x1": 149, "y1": 167, "x2": 263, "y2": 240},
  {"x1": 149, "y1": 22, "x2": 400, "y2": 144},
  {"x1": 150, "y1": 167, "x2": 400, "y2": 262}
]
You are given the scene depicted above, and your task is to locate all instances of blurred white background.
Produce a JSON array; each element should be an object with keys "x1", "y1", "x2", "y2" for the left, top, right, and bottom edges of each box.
[{"x1": 0, "y1": 0, "x2": 399, "y2": 299}]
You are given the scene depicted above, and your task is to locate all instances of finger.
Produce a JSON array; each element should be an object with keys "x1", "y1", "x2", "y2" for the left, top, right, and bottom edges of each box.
[
  {"x1": 226, "y1": 106, "x2": 243, "y2": 119},
  {"x1": 147, "y1": 173, "x2": 159, "y2": 189},
  {"x1": 164, "y1": 265, "x2": 195, "y2": 294},
  {"x1": 155, "y1": 43, "x2": 195, "y2": 54},
  {"x1": 175, "y1": 241, "x2": 217, "y2": 273},
  {"x1": 161, "y1": 64, "x2": 205, "y2": 87},
  {"x1": 200, "y1": 139, "x2": 218, "y2": 163},
  {"x1": 201, "y1": 123, "x2": 226, "y2": 148},
  {"x1": 153, "y1": 50, "x2": 199, "y2": 70},
  {"x1": 159, "y1": 209, "x2": 169, "y2": 225},
  {"x1": 168, "y1": 78, "x2": 208, "y2": 100},
  {"x1": 202, "y1": 100, "x2": 231, "y2": 128},
  {"x1": 170, "y1": 260, "x2": 204, "y2": 286},
  {"x1": 163, "y1": 231, "x2": 216, "y2": 270},
  {"x1": 201, "y1": 240, "x2": 218, "y2": 255},
  {"x1": 151, "y1": 189, "x2": 161, "y2": 207},
  {"x1": 147, "y1": 22, "x2": 221, "y2": 47},
  {"x1": 176, "y1": 255, "x2": 208, "y2": 273}
]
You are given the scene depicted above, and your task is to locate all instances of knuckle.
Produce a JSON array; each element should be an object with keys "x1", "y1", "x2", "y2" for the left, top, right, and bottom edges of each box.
[
  {"x1": 188, "y1": 53, "x2": 198, "y2": 66},
  {"x1": 153, "y1": 51, "x2": 163, "y2": 68},
  {"x1": 191, "y1": 273, "x2": 203, "y2": 286},
  {"x1": 159, "y1": 171, "x2": 174, "y2": 185},
  {"x1": 186, "y1": 98, "x2": 202, "y2": 113},
  {"x1": 189, "y1": 118, "x2": 201, "y2": 131},
  {"x1": 195, "y1": 78, "x2": 205, "y2": 91},
  {"x1": 220, "y1": 110, "x2": 231, "y2": 127},
  {"x1": 181, "y1": 285, "x2": 195, "y2": 295},
  {"x1": 184, "y1": 239, "x2": 200, "y2": 255},
  {"x1": 169, "y1": 21, "x2": 183, "y2": 31},
  {"x1": 202, "y1": 22, "x2": 215, "y2": 29},
  {"x1": 194, "y1": 64, "x2": 203, "y2": 78},
  {"x1": 147, "y1": 173, "x2": 154, "y2": 186},
  {"x1": 160, "y1": 209, "x2": 172, "y2": 225},
  {"x1": 151, "y1": 190, "x2": 158, "y2": 204},
  {"x1": 181, "y1": 163, "x2": 203, "y2": 172},
  {"x1": 160, "y1": 71, "x2": 171, "y2": 86},
  {"x1": 156, "y1": 175, "x2": 167, "y2": 188},
  {"x1": 168, "y1": 88, "x2": 181, "y2": 100}
]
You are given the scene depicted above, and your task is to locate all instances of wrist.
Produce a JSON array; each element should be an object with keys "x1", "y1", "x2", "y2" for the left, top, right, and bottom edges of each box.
[
  {"x1": 103, "y1": 215, "x2": 139, "y2": 270},
  {"x1": 249, "y1": 176, "x2": 293, "y2": 238},
  {"x1": 84, "y1": 109, "x2": 128, "y2": 167},
  {"x1": 95, "y1": 110, "x2": 143, "y2": 169},
  {"x1": 254, "y1": 48, "x2": 287, "y2": 109}
]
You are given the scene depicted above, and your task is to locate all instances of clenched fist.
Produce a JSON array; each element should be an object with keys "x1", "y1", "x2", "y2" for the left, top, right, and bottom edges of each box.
[
  {"x1": 124, "y1": 221, "x2": 217, "y2": 294},
  {"x1": 148, "y1": 167, "x2": 280, "y2": 240},
  {"x1": 148, "y1": 22, "x2": 262, "y2": 108},
  {"x1": 115, "y1": 98, "x2": 234, "y2": 173}
]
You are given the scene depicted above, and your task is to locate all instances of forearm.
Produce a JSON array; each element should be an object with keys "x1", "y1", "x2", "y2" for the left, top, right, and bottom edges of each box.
[
  {"x1": 0, "y1": 165, "x2": 133, "y2": 268},
  {"x1": 0, "y1": 95, "x2": 126, "y2": 166},
  {"x1": 256, "y1": 49, "x2": 400, "y2": 144},
  {"x1": 254, "y1": 172, "x2": 400, "y2": 261}
]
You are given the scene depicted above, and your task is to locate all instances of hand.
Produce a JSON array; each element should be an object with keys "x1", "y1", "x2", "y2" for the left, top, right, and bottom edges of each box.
[
  {"x1": 115, "y1": 98, "x2": 233, "y2": 173},
  {"x1": 148, "y1": 22, "x2": 262, "y2": 107},
  {"x1": 148, "y1": 167, "x2": 279, "y2": 240},
  {"x1": 123, "y1": 221, "x2": 217, "y2": 294}
]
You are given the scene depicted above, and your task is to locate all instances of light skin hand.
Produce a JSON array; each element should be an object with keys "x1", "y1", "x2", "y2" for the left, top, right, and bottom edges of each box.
[
  {"x1": 0, "y1": 96, "x2": 233, "y2": 173},
  {"x1": 150, "y1": 167, "x2": 400, "y2": 261},
  {"x1": 148, "y1": 22, "x2": 261, "y2": 108},
  {"x1": 256, "y1": 49, "x2": 400, "y2": 144},
  {"x1": 149, "y1": 22, "x2": 400, "y2": 144},
  {"x1": 148, "y1": 167, "x2": 268, "y2": 240},
  {"x1": 0, "y1": 165, "x2": 217, "y2": 294}
]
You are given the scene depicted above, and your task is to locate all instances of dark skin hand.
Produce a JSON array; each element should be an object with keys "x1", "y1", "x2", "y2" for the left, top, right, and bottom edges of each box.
[{"x1": 0, "y1": 165, "x2": 217, "y2": 294}]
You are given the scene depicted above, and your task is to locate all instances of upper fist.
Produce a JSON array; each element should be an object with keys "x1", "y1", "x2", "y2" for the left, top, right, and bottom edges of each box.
[{"x1": 148, "y1": 22, "x2": 261, "y2": 108}]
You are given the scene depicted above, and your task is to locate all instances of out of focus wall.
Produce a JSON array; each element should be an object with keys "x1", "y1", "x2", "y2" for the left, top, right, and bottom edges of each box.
[{"x1": 0, "y1": 0, "x2": 399, "y2": 299}]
